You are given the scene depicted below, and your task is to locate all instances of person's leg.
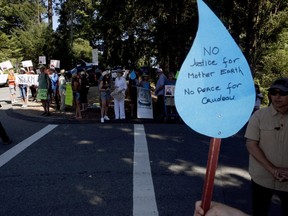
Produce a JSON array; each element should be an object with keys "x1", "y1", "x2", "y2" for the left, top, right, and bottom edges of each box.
[
  {"x1": 46, "y1": 99, "x2": 50, "y2": 115},
  {"x1": 54, "y1": 90, "x2": 60, "y2": 110},
  {"x1": 104, "y1": 98, "x2": 110, "y2": 118},
  {"x1": 251, "y1": 180, "x2": 274, "y2": 216},
  {"x1": 41, "y1": 100, "x2": 46, "y2": 114},
  {"x1": 278, "y1": 190, "x2": 288, "y2": 216},
  {"x1": 76, "y1": 100, "x2": 82, "y2": 118},
  {"x1": 60, "y1": 91, "x2": 65, "y2": 112},
  {"x1": 101, "y1": 100, "x2": 106, "y2": 117},
  {"x1": 0, "y1": 121, "x2": 11, "y2": 144},
  {"x1": 156, "y1": 95, "x2": 164, "y2": 119},
  {"x1": 119, "y1": 99, "x2": 125, "y2": 119},
  {"x1": 114, "y1": 99, "x2": 120, "y2": 119}
]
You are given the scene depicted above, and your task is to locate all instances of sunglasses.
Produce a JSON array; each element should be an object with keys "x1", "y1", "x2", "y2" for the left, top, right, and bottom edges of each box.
[{"x1": 269, "y1": 89, "x2": 288, "y2": 96}]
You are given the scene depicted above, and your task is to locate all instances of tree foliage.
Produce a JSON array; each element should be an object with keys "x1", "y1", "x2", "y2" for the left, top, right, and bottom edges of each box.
[{"x1": 0, "y1": 0, "x2": 288, "y2": 93}]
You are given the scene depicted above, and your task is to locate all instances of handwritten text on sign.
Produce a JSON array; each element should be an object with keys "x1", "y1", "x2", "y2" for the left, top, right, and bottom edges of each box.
[
  {"x1": 16, "y1": 74, "x2": 39, "y2": 85},
  {"x1": 183, "y1": 46, "x2": 244, "y2": 105}
]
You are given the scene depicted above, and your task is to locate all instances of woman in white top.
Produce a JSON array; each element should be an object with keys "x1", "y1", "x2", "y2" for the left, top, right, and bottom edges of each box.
[{"x1": 113, "y1": 69, "x2": 127, "y2": 119}]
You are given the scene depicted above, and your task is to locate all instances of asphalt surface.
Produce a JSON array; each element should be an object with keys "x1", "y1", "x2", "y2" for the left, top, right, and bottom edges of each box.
[{"x1": 0, "y1": 86, "x2": 283, "y2": 215}]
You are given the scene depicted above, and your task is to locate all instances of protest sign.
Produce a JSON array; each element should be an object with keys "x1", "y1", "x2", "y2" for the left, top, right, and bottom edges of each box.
[
  {"x1": 137, "y1": 87, "x2": 153, "y2": 119},
  {"x1": 0, "y1": 61, "x2": 13, "y2": 71},
  {"x1": 16, "y1": 74, "x2": 39, "y2": 86},
  {"x1": 0, "y1": 74, "x2": 8, "y2": 84},
  {"x1": 174, "y1": 0, "x2": 255, "y2": 213},
  {"x1": 22, "y1": 60, "x2": 33, "y2": 68},
  {"x1": 175, "y1": 0, "x2": 255, "y2": 139},
  {"x1": 50, "y1": 60, "x2": 60, "y2": 68},
  {"x1": 164, "y1": 85, "x2": 175, "y2": 96},
  {"x1": 39, "y1": 56, "x2": 46, "y2": 65}
]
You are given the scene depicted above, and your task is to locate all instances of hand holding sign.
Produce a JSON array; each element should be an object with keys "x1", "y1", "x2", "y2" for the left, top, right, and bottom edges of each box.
[{"x1": 175, "y1": 0, "x2": 255, "y2": 214}]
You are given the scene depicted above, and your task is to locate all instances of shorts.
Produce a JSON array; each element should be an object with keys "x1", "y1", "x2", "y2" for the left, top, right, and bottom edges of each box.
[
  {"x1": 9, "y1": 85, "x2": 16, "y2": 95},
  {"x1": 73, "y1": 92, "x2": 80, "y2": 101},
  {"x1": 100, "y1": 91, "x2": 111, "y2": 101}
]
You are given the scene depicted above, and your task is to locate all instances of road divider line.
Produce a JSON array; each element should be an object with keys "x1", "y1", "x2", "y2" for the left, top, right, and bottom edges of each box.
[
  {"x1": 0, "y1": 124, "x2": 58, "y2": 168},
  {"x1": 133, "y1": 124, "x2": 159, "y2": 216}
]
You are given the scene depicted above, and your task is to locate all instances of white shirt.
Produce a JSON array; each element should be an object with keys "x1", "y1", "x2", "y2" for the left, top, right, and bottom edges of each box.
[{"x1": 114, "y1": 77, "x2": 127, "y2": 92}]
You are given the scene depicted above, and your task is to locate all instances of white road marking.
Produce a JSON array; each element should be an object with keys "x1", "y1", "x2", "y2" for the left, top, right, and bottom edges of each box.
[
  {"x1": 133, "y1": 124, "x2": 159, "y2": 216},
  {"x1": 0, "y1": 124, "x2": 58, "y2": 168}
]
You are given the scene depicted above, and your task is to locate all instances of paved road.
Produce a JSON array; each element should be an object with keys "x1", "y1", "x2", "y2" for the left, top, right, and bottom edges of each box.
[{"x1": 0, "y1": 86, "x2": 282, "y2": 215}]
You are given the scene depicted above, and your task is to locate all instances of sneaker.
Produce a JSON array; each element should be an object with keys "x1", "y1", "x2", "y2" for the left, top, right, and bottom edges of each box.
[
  {"x1": 22, "y1": 104, "x2": 27, "y2": 108},
  {"x1": 104, "y1": 116, "x2": 110, "y2": 120},
  {"x1": 101, "y1": 117, "x2": 104, "y2": 123}
]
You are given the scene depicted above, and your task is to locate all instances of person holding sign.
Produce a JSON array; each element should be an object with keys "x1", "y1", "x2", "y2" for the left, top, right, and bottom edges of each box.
[
  {"x1": 49, "y1": 67, "x2": 60, "y2": 111},
  {"x1": 71, "y1": 73, "x2": 82, "y2": 119},
  {"x1": 245, "y1": 78, "x2": 288, "y2": 216},
  {"x1": 58, "y1": 69, "x2": 66, "y2": 112},
  {"x1": 155, "y1": 68, "x2": 167, "y2": 120},
  {"x1": 112, "y1": 69, "x2": 127, "y2": 120},
  {"x1": 18, "y1": 68, "x2": 28, "y2": 108},
  {"x1": 99, "y1": 71, "x2": 111, "y2": 123},
  {"x1": 37, "y1": 65, "x2": 51, "y2": 116}
]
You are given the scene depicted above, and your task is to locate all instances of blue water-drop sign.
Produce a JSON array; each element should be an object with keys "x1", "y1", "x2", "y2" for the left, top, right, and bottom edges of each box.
[{"x1": 175, "y1": 0, "x2": 255, "y2": 138}]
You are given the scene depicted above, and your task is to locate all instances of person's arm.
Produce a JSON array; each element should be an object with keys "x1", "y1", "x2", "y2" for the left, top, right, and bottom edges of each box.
[
  {"x1": 246, "y1": 139, "x2": 285, "y2": 180},
  {"x1": 99, "y1": 80, "x2": 106, "y2": 92},
  {"x1": 194, "y1": 201, "x2": 250, "y2": 216}
]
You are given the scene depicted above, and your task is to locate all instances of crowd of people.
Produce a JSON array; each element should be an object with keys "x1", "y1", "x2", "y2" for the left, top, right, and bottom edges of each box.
[
  {"x1": 5, "y1": 65, "x2": 180, "y2": 122},
  {"x1": 6, "y1": 65, "x2": 90, "y2": 118}
]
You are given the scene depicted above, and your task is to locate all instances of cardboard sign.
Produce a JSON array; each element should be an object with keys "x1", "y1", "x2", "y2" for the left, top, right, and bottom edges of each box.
[
  {"x1": 39, "y1": 56, "x2": 46, "y2": 65},
  {"x1": 16, "y1": 74, "x2": 39, "y2": 85},
  {"x1": 50, "y1": 60, "x2": 60, "y2": 68},
  {"x1": 175, "y1": 0, "x2": 255, "y2": 138},
  {"x1": 0, "y1": 61, "x2": 13, "y2": 71},
  {"x1": 165, "y1": 85, "x2": 175, "y2": 96},
  {"x1": 0, "y1": 74, "x2": 8, "y2": 84},
  {"x1": 22, "y1": 60, "x2": 33, "y2": 68},
  {"x1": 137, "y1": 87, "x2": 153, "y2": 119}
]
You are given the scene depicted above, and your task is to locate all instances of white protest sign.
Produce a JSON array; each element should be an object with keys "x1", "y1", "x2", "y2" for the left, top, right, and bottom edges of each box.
[
  {"x1": 50, "y1": 60, "x2": 60, "y2": 68},
  {"x1": 137, "y1": 87, "x2": 153, "y2": 119},
  {"x1": 0, "y1": 61, "x2": 13, "y2": 71},
  {"x1": 175, "y1": 0, "x2": 255, "y2": 138},
  {"x1": 39, "y1": 56, "x2": 46, "y2": 65},
  {"x1": 165, "y1": 85, "x2": 175, "y2": 96},
  {"x1": 0, "y1": 74, "x2": 8, "y2": 84},
  {"x1": 22, "y1": 60, "x2": 33, "y2": 68},
  {"x1": 16, "y1": 74, "x2": 39, "y2": 86}
]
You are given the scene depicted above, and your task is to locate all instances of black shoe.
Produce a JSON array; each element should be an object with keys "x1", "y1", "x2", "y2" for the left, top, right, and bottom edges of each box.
[
  {"x1": 3, "y1": 139, "x2": 12, "y2": 145},
  {"x1": 46, "y1": 112, "x2": 50, "y2": 116},
  {"x1": 41, "y1": 112, "x2": 47, "y2": 116}
]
